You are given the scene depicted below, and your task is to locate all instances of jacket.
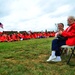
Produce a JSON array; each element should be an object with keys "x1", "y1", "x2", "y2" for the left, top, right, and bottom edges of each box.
[{"x1": 62, "y1": 23, "x2": 75, "y2": 46}]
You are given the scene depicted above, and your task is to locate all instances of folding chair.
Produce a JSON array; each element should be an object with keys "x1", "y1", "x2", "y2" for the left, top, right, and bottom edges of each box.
[{"x1": 61, "y1": 45, "x2": 75, "y2": 64}]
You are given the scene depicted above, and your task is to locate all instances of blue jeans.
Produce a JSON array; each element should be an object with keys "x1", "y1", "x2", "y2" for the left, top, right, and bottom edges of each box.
[{"x1": 51, "y1": 38, "x2": 66, "y2": 56}]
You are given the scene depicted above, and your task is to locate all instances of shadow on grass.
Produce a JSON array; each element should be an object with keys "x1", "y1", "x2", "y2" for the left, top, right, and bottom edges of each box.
[
  {"x1": 61, "y1": 54, "x2": 75, "y2": 66},
  {"x1": 67, "y1": 62, "x2": 75, "y2": 67},
  {"x1": 42, "y1": 60, "x2": 64, "y2": 65},
  {"x1": 62, "y1": 58, "x2": 75, "y2": 66}
]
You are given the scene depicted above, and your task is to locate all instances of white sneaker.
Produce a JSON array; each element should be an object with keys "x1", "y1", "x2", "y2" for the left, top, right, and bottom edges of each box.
[
  {"x1": 46, "y1": 56, "x2": 56, "y2": 62},
  {"x1": 51, "y1": 58, "x2": 61, "y2": 62}
]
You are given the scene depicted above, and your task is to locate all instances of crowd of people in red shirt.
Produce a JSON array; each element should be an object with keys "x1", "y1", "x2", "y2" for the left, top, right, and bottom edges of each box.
[{"x1": 0, "y1": 31, "x2": 55, "y2": 42}]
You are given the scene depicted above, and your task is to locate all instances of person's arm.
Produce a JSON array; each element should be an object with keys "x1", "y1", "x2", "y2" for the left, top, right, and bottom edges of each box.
[{"x1": 62, "y1": 25, "x2": 75, "y2": 37}]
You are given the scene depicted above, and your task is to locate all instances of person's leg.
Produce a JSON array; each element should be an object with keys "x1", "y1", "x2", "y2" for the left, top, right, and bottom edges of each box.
[
  {"x1": 55, "y1": 40, "x2": 66, "y2": 56},
  {"x1": 47, "y1": 39, "x2": 58, "y2": 61},
  {"x1": 52, "y1": 40, "x2": 66, "y2": 62},
  {"x1": 47, "y1": 39, "x2": 66, "y2": 62}
]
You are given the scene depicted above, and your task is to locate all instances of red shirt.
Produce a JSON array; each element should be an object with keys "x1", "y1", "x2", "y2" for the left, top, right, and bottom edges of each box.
[{"x1": 62, "y1": 23, "x2": 75, "y2": 46}]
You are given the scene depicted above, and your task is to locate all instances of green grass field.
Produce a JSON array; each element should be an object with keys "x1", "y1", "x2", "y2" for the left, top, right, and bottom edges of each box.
[{"x1": 0, "y1": 37, "x2": 75, "y2": 75}]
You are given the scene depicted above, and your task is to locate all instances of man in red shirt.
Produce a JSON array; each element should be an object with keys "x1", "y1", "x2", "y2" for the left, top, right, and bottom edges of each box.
[{"x1": 47, "y1": 16, "x2": 75, "y2": 62}]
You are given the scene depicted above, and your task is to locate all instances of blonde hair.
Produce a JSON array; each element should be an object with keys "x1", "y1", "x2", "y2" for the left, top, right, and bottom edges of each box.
[{"x1": 68, "y1": 16, "x2": 75, "y2": 20}]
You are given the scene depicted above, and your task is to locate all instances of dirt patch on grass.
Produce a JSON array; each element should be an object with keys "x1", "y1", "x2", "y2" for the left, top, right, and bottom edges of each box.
[
  {"x1": 32, "y1": 54, "x2": 48, "y2": 63},
  {"x1": 5, "y1": 58, "x2": 19, "y2": 64}
]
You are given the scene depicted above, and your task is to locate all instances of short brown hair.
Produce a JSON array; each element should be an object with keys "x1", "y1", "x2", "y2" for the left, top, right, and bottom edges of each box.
[{"x1": 58, "y1": 23, "x2": 64, "y2": 27}]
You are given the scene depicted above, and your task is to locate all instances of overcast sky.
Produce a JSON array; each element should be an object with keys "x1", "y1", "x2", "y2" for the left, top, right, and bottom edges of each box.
[{"x1": 0, "y1": 0, "x2": 75, "y2": 32}]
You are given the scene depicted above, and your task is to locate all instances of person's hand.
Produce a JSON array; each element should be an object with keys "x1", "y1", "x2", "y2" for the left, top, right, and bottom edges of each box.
[{"x1": 58, "y1": 31, "x2": 62, "y2": 35}]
